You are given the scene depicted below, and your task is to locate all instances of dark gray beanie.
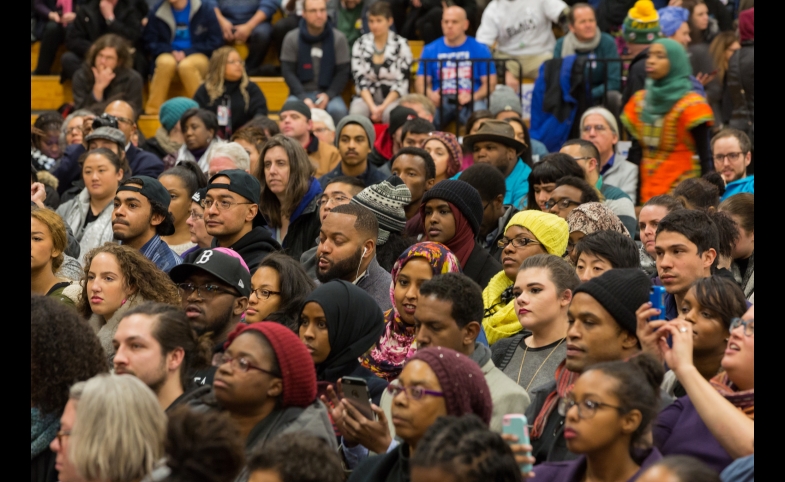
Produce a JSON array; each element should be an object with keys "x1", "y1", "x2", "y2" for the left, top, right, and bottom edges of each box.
[
  {"x1": 335, "y1": 115, "x2": 376, "y2": 148},
  {"x1": 421, "y1": 180, "x2": 483, "y2": 236},
  {"x1": 573, "y1": 269, "x2": 652, "y2": 335}
]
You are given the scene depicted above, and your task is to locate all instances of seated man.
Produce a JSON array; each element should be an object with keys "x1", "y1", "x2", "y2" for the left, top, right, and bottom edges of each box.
[
  {"x1": 213, "y1": 0, "x2": 278, "y2": 76},
  {"x1": 579, "y1": 107, "x2": 639, "y2": 200},
  {"x1": 281, "y1": 0, "x2": 351, "y2": 125},
  {"x1": 712, "y1": 129, "x2": 754, "y2": 200},
  {"x1": 207, "y1": 142, "x2": 252, "y2": 178},
  {"x1": 366, "y1": 105, "x2": 418, "y2": 171},
  {"x1": 415, "y1": 6, "x2": 496, "y2": 130},
  {"x1": 458, "y1": 163, "x2": 514, "y2": 261},
  {"x1": 280, "y1": 100, "x2": 341, "y2": 177},
  {"x1": 319, "y1": 115, "x2": 387, "y2": 188},
  {"x1": 399, "y1": 93, "x2": 436, "y2": 124},
  {"x1": 573, "y1": 230, "x2": 640, "y2": 283},
  {"x1": 389, "y1": 147, "x2": 436, "y2": 238},
  {"x1": 399, "y1": 118, "x2": 435, "y2": 150},
  {"x1": 113, "y1": 176, "x2": 183, "y2": 272}
]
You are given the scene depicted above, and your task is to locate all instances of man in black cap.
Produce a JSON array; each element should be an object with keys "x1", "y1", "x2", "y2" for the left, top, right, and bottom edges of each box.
[
  {"x1": 279, "y1": 99, "x2": 341, "y2": 178},
  {"x1": 183, "y1": 170, "x2": 281, "y2": 272},
  {"x1": 367, "y1": 105, "x2": 419, "y2": 171},
  {"x1": 462, "y1": 120, "x2": 530, "y2": 210},
  {"x1": 112, "y1": 176, "x2": 183, "y2": 272}
]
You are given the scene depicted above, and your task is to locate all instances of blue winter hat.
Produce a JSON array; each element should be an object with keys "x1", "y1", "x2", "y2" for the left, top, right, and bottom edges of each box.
[
  {"x1": 160, "y1": 97, "x2": 199, "y2": 132},
  {"x1": 657, "y1": 6, "x2": 689, "y2": 38}
]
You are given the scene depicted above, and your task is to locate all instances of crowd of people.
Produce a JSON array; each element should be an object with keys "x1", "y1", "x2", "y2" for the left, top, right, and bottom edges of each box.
[{"x1": 32, "y1": 0, "x2": 753, "y2": 481}]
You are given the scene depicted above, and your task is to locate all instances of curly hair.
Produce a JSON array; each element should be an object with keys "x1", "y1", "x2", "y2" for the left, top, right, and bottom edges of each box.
[
  {"x1": 77, "y1": 243, "x2": 181, "y2": 318},
  {"x1": 31, "y1": 295, "x2": 108, "y2": 414},
  {"x1": 247, "y1": 433, "x2": 343, "y2": 482},
  {"x1": 204, "y1": 46, "x2": 250, "y2": 109}
]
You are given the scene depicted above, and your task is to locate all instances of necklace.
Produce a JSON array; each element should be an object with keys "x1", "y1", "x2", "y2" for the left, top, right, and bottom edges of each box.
[
  {"x1": 372, "y1": 43, "x2": 386, "y2": 55},
  {"x1": 516, "y1": 337, "x2": 566, "y2": 391}
]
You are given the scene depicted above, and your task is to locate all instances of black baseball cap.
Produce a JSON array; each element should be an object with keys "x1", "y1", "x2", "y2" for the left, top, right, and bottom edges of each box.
[
  {"x1": 117, "y1": 176, "x2": 171, "y2": 208},
  {"x1": 206, "y1": 170, "x2": 261, "y2": 204},
  {"x1": 169, "y1": 248, "x2": 252, "y2": 297}
]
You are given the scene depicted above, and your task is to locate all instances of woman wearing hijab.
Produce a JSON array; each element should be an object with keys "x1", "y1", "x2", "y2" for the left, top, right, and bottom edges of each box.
[
  {"x1": 300, "y1": 280, "x2": 388, "y2": 405},
  {"x1": 423, "y1": 131, "x2": 462, "y2": 184},
  {"x1": 361, "y1": 242, "x2": 461, "y2": 382},
  {"x1": 622, "y1": 38, "x2": 714, "y2": 203},
  {"x1": 566, "y1": 202, "x2": 630, "y2": 263}
]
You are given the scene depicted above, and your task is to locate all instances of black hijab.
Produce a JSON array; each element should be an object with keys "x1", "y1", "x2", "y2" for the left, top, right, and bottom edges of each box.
[{"x1": 302, "y1": 280, "x2": 385, "y2": 382}]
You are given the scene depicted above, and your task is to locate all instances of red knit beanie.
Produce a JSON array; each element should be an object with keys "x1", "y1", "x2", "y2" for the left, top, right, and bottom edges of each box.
[
  {"x1": 224, "y1": 322, "x2": 317, "y2": 409},
  {"x1": 407, "y1": 346, "x2": 492, "y2": 425}
]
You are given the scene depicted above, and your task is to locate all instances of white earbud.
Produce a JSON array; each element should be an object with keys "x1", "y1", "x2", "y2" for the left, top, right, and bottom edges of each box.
[{"x1": 362, "y1": 247, "x2": 368, "y2": 258}]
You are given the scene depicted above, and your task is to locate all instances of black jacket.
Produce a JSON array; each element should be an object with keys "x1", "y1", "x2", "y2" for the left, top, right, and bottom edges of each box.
[
  {"x1": 193, "y1": 80, "x2": 269, "y2": 139},
  {"x1": 622, "y1": 47, "x2": 647, "y2": 108},
  {"x1": 462, "y1": 242, "x2": 503, "y2": 291},
  {"x1": 183, "y1": 227, "x2": 282, "y2": 273},
  {"x1": 281, "y1": 197, "x2": 321, "y2": 262},
  {"x1": 348, "y1": 443, "x2": 411, "y2": 482},
  {"x1": 482, "y1": 205, "x2": 519, "y2": 262},
  {"x1": 31, "y1": 447, "x2": 57, "y2": 482},
  {"x1": 66, "y1": 0, "x2": 144, "y2": 58},
  {"x1": 72, "y1": 65, "x2": 145, "y2": 116},
  {"x1": 726, "y1": 42, "x2": 754, "y2": 144}
]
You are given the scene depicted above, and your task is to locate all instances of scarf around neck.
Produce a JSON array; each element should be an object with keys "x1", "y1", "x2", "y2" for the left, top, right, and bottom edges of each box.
[
  {"x1": 482, "y1": 271, "x2": 521, "y2": 346},
  {"x1": 560, "y1": 28, "x2": 602, "y2": 57},
  {"x1": 297, "y1": 18, "x2": 335, "y2": 91},
  {"x1": 31, "y1": 408, "x2": 60, "y2": 460},
  {"x1": 710, "y1": 372, "x2": 754, "y2": 419},
  {"x1": 642, "y1": 38, "x2": 694, "y2": 123},
  {"x1": 531, "y1": 360, "x2": 580, "y2": 439}
]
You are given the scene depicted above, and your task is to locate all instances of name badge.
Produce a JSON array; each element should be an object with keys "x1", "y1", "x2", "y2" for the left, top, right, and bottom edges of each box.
[
  {"x1": 311, "y1": 47, "x2": 323, "y2": 58},
  {"x1": 217, "y1": 105, "x2": 229, "y2": 126}
]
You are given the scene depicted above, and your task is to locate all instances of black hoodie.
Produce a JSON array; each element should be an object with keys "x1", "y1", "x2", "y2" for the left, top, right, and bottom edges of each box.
[{"x1": 183, "y1": 226, "x2": 282, "y2": 273}]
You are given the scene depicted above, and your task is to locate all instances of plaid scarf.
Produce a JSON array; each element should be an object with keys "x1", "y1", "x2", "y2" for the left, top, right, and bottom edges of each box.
[
  {"x1": 531, "y1": 360, "x2": 580, "y2": 439},
  {"x1": 710, "y1": 372, "x2": 754, "y2": 420}
]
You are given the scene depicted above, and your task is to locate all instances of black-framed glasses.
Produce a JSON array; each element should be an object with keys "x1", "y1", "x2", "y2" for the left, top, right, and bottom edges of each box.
[
  {"x1": 177, "y1": 283, "x2": 236, "y2": 299},
  {"x1": 544, "y1": 198, "x2": 582, "y2": 210},
  {"x1": 730, "y1": 318, "x2": 754, "y2": 336},
  {"x1": 558, "y1": 397, "x2": 625, "y2": 419},
  {"x1": 712, "y1": 152, "x2": 745, "y2": 163},
  {"x1": 251, "y1": 288, "x2": 282, "y2": 300},
  {"x1": 55, "y1": 429, "x2": 71, "y2": 446},
  {"x1": 386, "y1": 384, "x2": 444, "y2": 401},
  {"x1": 498, "y1": 237, "x2": 542, "y2": 250},
  {"x1": 202, "y1": 199, "x2": 255, "y2": 211},
  {"x1": 220, "y1": 354, "x2": 280, "y2": 377}
]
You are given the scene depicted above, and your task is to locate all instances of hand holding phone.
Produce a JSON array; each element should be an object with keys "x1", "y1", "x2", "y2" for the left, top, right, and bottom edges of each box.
[
  {"x1": 649, "y1": 286, "x2": 667, "y2": 321},
  {"x1": 502, "y1": 414, "x2": 533, "y2": 474},
  {"x1": 341, "y1": 376, "x2": 375, "y2": 420}
]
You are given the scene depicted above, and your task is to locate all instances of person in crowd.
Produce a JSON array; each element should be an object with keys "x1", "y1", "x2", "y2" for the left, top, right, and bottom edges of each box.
[
  {"x1": 61, "y1": 109, "x2": 93, "y2": 148},
  {"x1": 361, "y1": 242, "x2": 461, "y2": 381},
  {"x1": 530, "y1": 354, "x2": 665, "y2": 481},
  {"x1": 390, "y1": 147, "x2": 436, "y2": 238},
  {"x1": 526, "y1": 153, "x2": 586, "y2": 212},
  {"x1": 320, "y1": 115, "x2": 388, "y2": 188},
  {"x1": 56, "y1": 148, "x2": 123, "y2": 264},
  {"x1": 143, "y1": 0, "x2": 223, "y2": 115},
  {"x1": 184, "y1": 188, "x2": 214, "y2": 258},
  {"x1": 458, "y1": 163, "x2": 512, "y2": 260},
  {"x1": 158, "y1": 161, "x2": 208, "y2": 255},
  {"x1": 398, "y1": 118, "x2": 437, "y2": 151},
  {"x1": 66, "y1": 375, "x2": 167, "y2": 482},
  {"x1": 257, "y1": 135, "x2": 320, "y2": 259},
  {"x1": 504, "y1": 116, "x2": 549, "y2": 165},
  {"x1": 350, "y1": 175, "x2": 414, "y2": 272},
  {"x1": 463, "y1": 120, "x2": 530, "y2": 211},
  {"x1": 31, "y1": 113, "x2": 63, "y2": 171},
  {"x1": 526, "y1": 268, "x2": 654, "y2": 464},
  {"x1": 213, "y1": 0, "x2": 279, "y2": 76},
  {"x1": 32, "y1": 294, "x2": 107, "y2": 482},
  {"x1": 659, "y1": 6, "x2": 691, "y2": 47},
  {"x1": 482, "y1": 211, "x2": 569, "y2": 345},
  {"x1": 672, "y1": 176, "x2": 721, "y2": 210},
  {"x1": 574, "y1": 230, "x2": 639, "y2": 283},
  {"x1": 546, "y1": 176, "x2": 601, "y2": 218},
  {"x1": 423, "y1": 131, "x2": 462, "y2": 184},
  {"x1": 316, "y1": 203, "x2": 391, "y2": 309},
  {"x1": 638, "y1": 456, "x2": 723, "y2": 482},
  {"x1": 231, "y1": 126, "x2": 267, "y2": 177},
  {"x1": 281, "y1": 0, "x2": 351, "y2": 124},
  {"x1": 105, "y1": 100, "x2": 167, "y2": 177},
  {"x1": 649, "y1": 306, "x2": 754, "y2": 472},
  {"x1": 416, "y1": 6, "x2": 495, "y2": 130},
  {"x1": 246, "y1": 252, "x2": 316, "y2": 330},
  {"x1": 246, "y1": 433, "x2": 344, "y2": 482},
  {"x1": 329, "y1": 0, "x2": 370, "y2": 50},
  {"x1": 725, "y1": 8, "x2": 753, "y2": 146},
  {"x1": 621, "y1": 1, "x2": 664, "y2": 104},
  {"x1": 113, "y1": 176, "x2": 183, "y2": 272},
  {"x1": 244, "y1": 114, "x2": 281, "y2": 138},
  {"x1": 713, "y1": 129, "x2": 753, "y2": 199},
  {"x1": 71, "y1": 34, "x2": 144, "y2": 115},
  {"x1": 488, "y1": 86, "x2": 522, "y2": 122},
  {"x1": 143, "y1": 97, "x2": 199, "y2": 168},
  {"x1": 638, "y1": 194, "x2": 684, "y2": 277},
  {"x1": 553, "y1": 3, "x2": 621, "y2": 102},
  {"x1": 719, "y1": 193, "x2": 754, "y2": 302},
  {"x1": 460, "y1": 109, "x2": 493, "y2": 169},
  {"x1": 78, "y1": 243, "x2": 181, "y2": 359},
  {"x1": 31, "y1": 207, "x2": 78, "y2": 306},
  {"x1": 207, "y1": 142, "x2": 252, "y2": 178},
  {"x1": 399, "y1": 93, "x2": 436, "y2": 124},
  {"x1": 421, "y1": 180, "x2": 502, "y2": 287},
  {"x1": 113, "y1": 302, "x2": 212, "y2": 411},
  {"x1": 194, "y1": 46, "x2": 269, "y2": 139},
  {"x1": 279, "y1": 100, "x2": 342, "y2": 178},
  {"x1": 567, "y1": 202, "x2": 629, "y2": 262},
  {"x1": 176, "y1": 108, "x2": 226, "y2": 173},
  {"x1": 32, "y1": 0, "x2": 77, "y2": 75},
  {"x1": 707, "y1": 210, "x2": 740, "y2": 278},
  {"x1": 477, "y1": 0, "x2": 567, "y2": 86},
  {"x1": 310, "y1": 108, "x2": 336, "y2": 145},
  {"x1": 684, "y1": 0, "x2": 714, "y2": 45},
  {"x1": 707, "y1": 31, "x2": 740, "y2": 127},
  {"x1": 366, "y1": 105, "x2": 417, "y2": 171},
  {"x1": 349, "y1": 1, "x2": 412, "y2": 123},
  {"x1": 579, "y1": 107, "x2": 638, "y2": 200},
  {"x1": 170, "y1": 248, "x2": 251, "y2": 371},
  {"x1": 622, "y1": 38, "x2": 714, "y2": 203}
]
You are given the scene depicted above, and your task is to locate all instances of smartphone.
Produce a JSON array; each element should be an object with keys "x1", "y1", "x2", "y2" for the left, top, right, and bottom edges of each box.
[
  {"x1": 341, "y1": 376, "x2": 375, "y2": 420},
  {"x1": 502, "y1": 414, "x2": 533, "y2": 473},
  {"x1": 649, "y1": 286, "x2": 667, "y2": 321}
]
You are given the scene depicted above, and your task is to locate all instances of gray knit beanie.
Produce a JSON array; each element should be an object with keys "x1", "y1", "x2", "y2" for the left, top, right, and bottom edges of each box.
[
  {"x1": 489, "y1": 85, "x2": 523, "y2": 117},
  {"x1": 350, "y1": 175, "x2": 411, "y2": 245},
  {"x1": 335, "y1": 115, "x2": 376, "y2": 148}
]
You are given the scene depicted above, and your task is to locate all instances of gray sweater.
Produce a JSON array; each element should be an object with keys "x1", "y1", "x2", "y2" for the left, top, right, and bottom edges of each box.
[{"x1": 356, "y1": 256, "x2": 393, "y2": 312}]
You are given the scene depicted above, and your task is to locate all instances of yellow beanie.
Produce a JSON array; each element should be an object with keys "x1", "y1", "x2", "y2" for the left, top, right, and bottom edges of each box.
[{"x1": 505, "y1": 210, "x2": 569, "y2": 256}]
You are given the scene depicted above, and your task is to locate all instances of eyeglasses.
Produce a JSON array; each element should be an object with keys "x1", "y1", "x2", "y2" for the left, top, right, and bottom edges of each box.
[
  {"x1": 544, "y1": 198, "x2": 582, "y2": 210},
  {"x1": 498, "y1": 237, "x2": 542, "y2": 249},
  {"x1": 177, "y1": 283, "x2": 236, "y2": 299},
  {"x1": 202, "y1": 198, "x2": 255, "y2": 211},
  {"x1": 572, "y1": 156, "x2": 592, "y2": 162},
  {"x1": 313, "y1": 127, "x2": 331, "y2": 134},
  {"x1": 566, "y1": 240, "x2": 576, "y2": 254},
  {"x1": 712, "y1": 152, "x2": 745, "y2": 163},
  {"x1": 317, "y1": 194, "x2": 349, "y2": 208},
  {"x1": 55, "y1": 429, "x2": 71, "y2": 446},
  {"x1": 386, "y1": 384, "x2": 444, "y2": 401},
  {"x1": 729, "y1": 318, "x2": 754, "y2": 336},
  {"x1": 582, "y1": 124, "x2": 608, "y2": 134},
  {"x1": 114, "y1": 116, "x2": 135, "y2": 126},
  {"x1": 251, "y1": 288, "x2": 281, "y2": 300},
  {"x1": 189, "y1": 210, "x2": 204, "y2": 220},
  {"x1": 558, "y1": 397, "x2": 625, "y2": 419},
  {"x1": 65, "y1": 126, "x2": 83, "y2": 135},
  {"x1": 220, "y1": 354, "x2": 280, "y2": 376}
]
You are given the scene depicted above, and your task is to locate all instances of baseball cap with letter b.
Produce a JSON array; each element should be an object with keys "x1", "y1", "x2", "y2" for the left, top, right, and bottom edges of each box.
[{"x1": 169, "y1": 248, "x2": 252, "y2": 297}]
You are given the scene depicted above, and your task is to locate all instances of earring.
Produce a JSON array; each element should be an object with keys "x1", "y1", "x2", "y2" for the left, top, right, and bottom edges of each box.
[{"x1": 121, "y1": 299, "x2": 127, "y2": 306}]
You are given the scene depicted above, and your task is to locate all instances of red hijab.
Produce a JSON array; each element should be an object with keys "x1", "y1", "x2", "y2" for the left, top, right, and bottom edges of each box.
[{"x1": 420, "y1": 201, "x2": 476, "y2": 269}]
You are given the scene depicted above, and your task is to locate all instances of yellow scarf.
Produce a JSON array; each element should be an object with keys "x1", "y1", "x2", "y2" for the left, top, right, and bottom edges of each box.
[{"x1": 482, "y1": 271, "x2": 523, "y2": 345}]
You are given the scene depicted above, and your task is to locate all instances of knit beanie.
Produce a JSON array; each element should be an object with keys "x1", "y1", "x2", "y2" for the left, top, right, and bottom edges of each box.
[
  {"x1": 425, "y1": 132, "x2": 463, "y2": 178},
  {"x1": 422, "y1": 180, "x2": 484, "y2": 236},
  {"x1": 280, "y1": 99, "x2": 312, "y2": 120},
  {"x1": 489, "y1": 85, "x2": 523, "y2": 118},
  {"x1": 335, "y1": 115, "x2": 376, "y2": 148},
  {"x1": 160, "y1": 97, "x2": 199, "y2": 132},
  {"x1": 623, "y1": 0, "x2": 663, "y2": 44},
  {"x1": 407, "y1": 346, "x2": 492, "y2": 426},
  {"x1": 350, "y1": 175, "x2": 411, "y2": 245},
  {"x1": 657, "y1": 6, "x2": 689, "y2": 38},
  {"x1": 224, "y1": 322, "x2": 317, "y2": 409},
  {"x1": 388, "y1": 106, "x2": 418, "y2": 137},
  {"x1": 573, "y1": 269, "x2": 652, "y2": 335},
  {"x1": 505, "y1": 210, "x2": 569, "y2": 256}
]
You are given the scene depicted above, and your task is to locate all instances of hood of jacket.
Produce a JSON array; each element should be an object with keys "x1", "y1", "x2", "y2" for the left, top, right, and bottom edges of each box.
[
  {"x1": 245, "y1": 400, "x2": 337, "y2": 452},
  {"x1": 213, "y1": 226, "x2": 282, "y2": 272}
]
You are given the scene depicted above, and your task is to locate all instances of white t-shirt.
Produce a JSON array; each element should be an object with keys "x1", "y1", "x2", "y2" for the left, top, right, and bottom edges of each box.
[{"x1": 476, "y1": 0, "x2": 567, "y2": 57}]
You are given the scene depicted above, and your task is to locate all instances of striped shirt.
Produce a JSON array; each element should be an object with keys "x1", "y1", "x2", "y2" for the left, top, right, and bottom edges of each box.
[{"x1": 138, "y1": 234, "x2": 183, "y2": 273}]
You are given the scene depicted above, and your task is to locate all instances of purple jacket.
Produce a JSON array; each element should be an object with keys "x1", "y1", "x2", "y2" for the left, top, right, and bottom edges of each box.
[{"x1": 533, "y1": 448, "x2": 662, "y2": 482}]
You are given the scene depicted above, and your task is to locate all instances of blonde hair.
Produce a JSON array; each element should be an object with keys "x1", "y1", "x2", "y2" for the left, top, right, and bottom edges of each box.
[
  {"x1": 204, "y1": 46, "x2": 250, "y2": 110},
  {"x1": 69, "y1": 374, "x2": 166, "y2": 482},
  {"x1": 31, "y1": 206, "x2": 67, "y2": 273}
]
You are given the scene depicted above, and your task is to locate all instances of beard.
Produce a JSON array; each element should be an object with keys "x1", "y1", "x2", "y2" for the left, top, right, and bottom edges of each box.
[
  {"x1": 316, "y1": 246, "x2": 364, "y2": 283},
  {"x1": 198, "y1": 302, "x2": 237, "y2": 343}
]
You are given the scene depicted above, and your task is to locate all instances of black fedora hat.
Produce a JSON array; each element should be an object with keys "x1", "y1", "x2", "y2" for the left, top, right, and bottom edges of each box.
[{"x1": 462, "y1": 120, "x2": 527, "y2": 156}]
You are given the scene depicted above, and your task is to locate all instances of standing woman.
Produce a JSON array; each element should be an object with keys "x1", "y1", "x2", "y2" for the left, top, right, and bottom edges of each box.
[
  {"x1": 683, "y1": 0, "x2": 715, "y2": 46},
  {"x1": 349, "y1": 1, "x2": 412, "y2": 124},
  {"x1": 31, "y1": 207, "x2": 78, "y2": 306},
  {"x1": 482, "y1": 211, "x2": 569, "y2": 346},
  {"x1": 423, "y1": 132, "x2": 462, "y2": 184},
  {"x1": 361, "y1": 242, "x2": 461, "y2": 382},
  {"x1": 719, "y1": 193, "x2": 754, "y2": 302},
  {"x1": 158, "y1": 161, "x2": 208, "y2": 255},
  {"x1": 258, "y1": 135, "x2": 323, "y2": 260},
  {"x1": 194, "y1": 46, "x2": 269, "y2": 140},
  {"x1": 175, "y1": 108, "x2": 225, "y2": 172},
  {"x1": 621, "y1": 39, "x2": 714, "y2": 203},
  {"x1": 638, "y1": 194, "x2": 684, "y2": 276}
]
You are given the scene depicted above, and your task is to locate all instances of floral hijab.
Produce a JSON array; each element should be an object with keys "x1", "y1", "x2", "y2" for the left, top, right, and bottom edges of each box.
[{"x1": 567, "y1": 202, "x2": 630, "y2": 237}]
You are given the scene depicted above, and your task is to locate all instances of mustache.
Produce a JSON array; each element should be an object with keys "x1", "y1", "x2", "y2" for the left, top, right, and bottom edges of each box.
[{"x1": 112, "y1": 219, "x2": 129, "y2": 226}]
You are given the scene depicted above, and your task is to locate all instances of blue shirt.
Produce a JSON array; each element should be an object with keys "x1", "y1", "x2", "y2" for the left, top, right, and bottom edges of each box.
[
  {"x1": 172, "y1": 2, "x2": 192, "y2": 51},
  {"x1": 138, "y1": 234, "x2": 184, "y2": 273},
  {"x1": 721, "y1": 175, "x2": 754, "y2": 201},
  {"x1": 417, "y1": 36, "x2": 495, "y2": 94},
  {"x1": 505, "y1": 159, "x2": 531, "y2": 210}
]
